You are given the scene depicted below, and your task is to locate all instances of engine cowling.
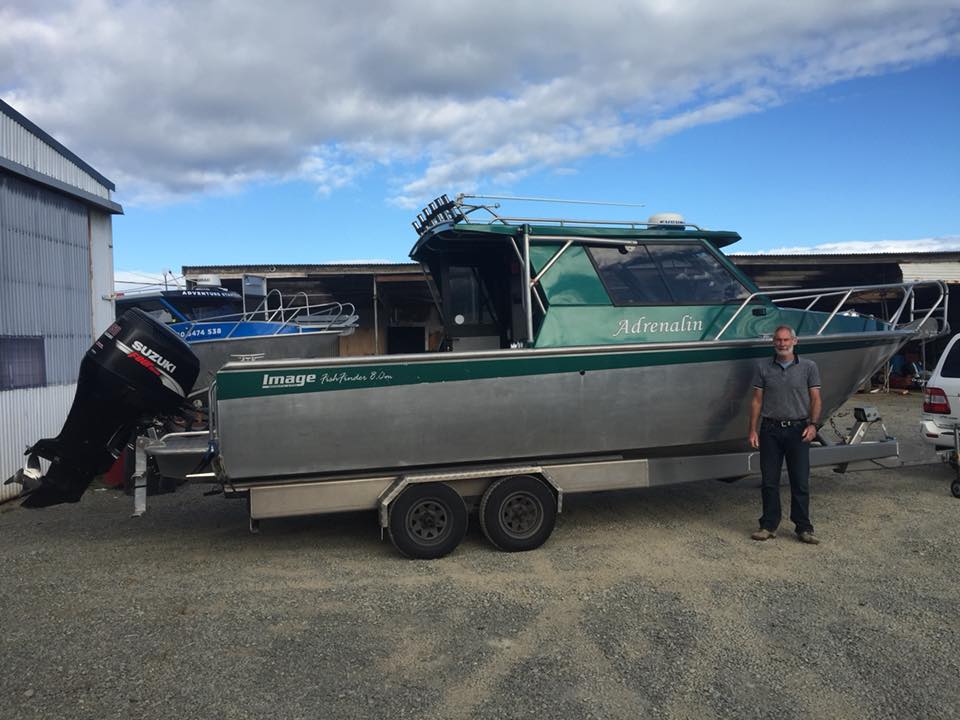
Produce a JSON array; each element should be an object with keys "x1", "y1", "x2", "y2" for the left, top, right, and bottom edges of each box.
[{"x1": 7, "y1": 308, "x2": 200, "y2": 508}]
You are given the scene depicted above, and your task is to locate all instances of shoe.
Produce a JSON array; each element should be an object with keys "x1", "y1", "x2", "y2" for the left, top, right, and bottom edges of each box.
[
  {"x1": 797, "y1": 531, "x2": 820, "y2": 545},
  {"x1": 751, "y1": 529, "x2": 776, "y2": 541}
]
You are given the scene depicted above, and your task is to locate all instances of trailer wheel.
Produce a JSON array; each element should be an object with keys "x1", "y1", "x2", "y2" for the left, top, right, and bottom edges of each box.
[
  {"x1": 951, "y1": 479, "x2": 960, "y2": 499},
  {"x1": 479, "y1": 475, "x2": 557, "y2": 552},
  {"x1": 388, "y1": 482, "x2": 468, "y2": 559}
]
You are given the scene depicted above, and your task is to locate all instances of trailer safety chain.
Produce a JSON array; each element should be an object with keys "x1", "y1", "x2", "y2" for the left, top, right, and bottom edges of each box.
[
  {"x1": 832, "y1": 410, "x2": 901, "y2": 469},
  {"x1": 828, "y1": 412, "x2": 849, "y2": 442}
]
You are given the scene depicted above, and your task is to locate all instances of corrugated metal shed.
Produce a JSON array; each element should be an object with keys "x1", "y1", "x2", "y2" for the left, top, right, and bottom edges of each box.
[
  {"x1": 0, "y1": 98, "x2": 123, "y2": 489},
  {"x1": 183, "y1": 262, "x2": 422, "y2": 278},
  {"x1": 0, "y1": 173, "x2": 92, "y2": 376},
  {"x1": 730, "y1": 251, "x2": 960, "y2": 264},
  {"x1": 0, "y1": 99, "x2": 114, "y2": 199},
  {"x1": 0, "y1": 385, "x2": 76, "y2": 502},
  {"x1": 729, "y1": 252, "x2": 960, "y2": 290},
  {"x1": 901, "y1": 262, "x2": 960, "y2": 283}
]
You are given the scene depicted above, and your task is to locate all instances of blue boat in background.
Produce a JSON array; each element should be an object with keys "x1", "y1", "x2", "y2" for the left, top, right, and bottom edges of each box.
[{"x1": 115, "y1": 284, "x2": 358, "y2": 392}]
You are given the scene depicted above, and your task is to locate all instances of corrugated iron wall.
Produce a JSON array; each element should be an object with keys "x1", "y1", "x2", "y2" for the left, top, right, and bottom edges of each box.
[
  {"x1": 0, "y1": 173, "x2": 93, "y2": 376},
  {"x1": 901, "y1": 262, "x2": 960, "y2": 284},
  {"x1": 89, "y1": 211, "x2": 115, "y2": 336},
  {"x1": 0, "y1": 384, "x2": 77, "y2": 501},
  {"x1": 0, "y1": 112, "x2": 111, "y2": 200},
  {"x1": 1, "y1": 172, "x2": 93, "y2": 478}
]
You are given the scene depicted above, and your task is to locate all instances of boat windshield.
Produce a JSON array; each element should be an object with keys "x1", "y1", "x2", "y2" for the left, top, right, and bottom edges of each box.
[
  {"x1": 588, "y1": 242, "x2": 751, "y2": 305},
  {"x1": 116, "y1": 299, "x2": 177, "y2": 324}
]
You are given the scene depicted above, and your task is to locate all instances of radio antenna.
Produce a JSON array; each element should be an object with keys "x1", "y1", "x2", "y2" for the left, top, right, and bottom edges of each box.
[{"x1": 458, "y1": 193, "x2": 644, "y2": 208}]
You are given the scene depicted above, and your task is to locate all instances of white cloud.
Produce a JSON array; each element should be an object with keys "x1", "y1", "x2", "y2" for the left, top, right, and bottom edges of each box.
[
  {"x1": 739, "y1": 236, "x2": 960, "y2": 254},
  {"x1": 1, "y1": 1, "x2": 958, "y2": 206}
]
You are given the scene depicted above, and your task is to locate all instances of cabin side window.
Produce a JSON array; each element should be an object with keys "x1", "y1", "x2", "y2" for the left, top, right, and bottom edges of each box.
[
  {"x1": 589, "y1": 243, "x2": 750, "y2": 305},
  {"x1": 167, "y1": 299, "x2": 241, "y2": 322}
]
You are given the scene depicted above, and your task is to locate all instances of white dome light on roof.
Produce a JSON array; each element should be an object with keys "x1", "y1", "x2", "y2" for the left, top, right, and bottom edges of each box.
[{"x1": 647, "y1": 213, "x2": 686, "y2": 228}]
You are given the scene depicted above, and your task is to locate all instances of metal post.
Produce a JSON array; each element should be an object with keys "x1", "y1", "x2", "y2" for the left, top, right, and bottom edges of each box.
[
  {"x1": 921, "y1": 336, "x2": 927, "y2": 385},
  {"x1": 132, "y1": 436, "x2": 149, "y2": 517},
  {"x1": 954, "y1": 426, "x2": 959, "y2": 478},
  {"x1": 523, "y1": 226, "x2": 533, "y2": 344},
  {"x1": 532, "y1": 239, "x2": 573, "y2": 285},
  {"x1": 373, "y1": 275, "x2": 380, "y2": 355}
]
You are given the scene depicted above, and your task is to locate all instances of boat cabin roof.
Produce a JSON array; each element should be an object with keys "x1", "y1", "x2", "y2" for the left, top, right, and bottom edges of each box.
[
  {"x1": 411, "y1": 222, "x2": 741, "y2": 261},
  {"x1": 116, "y1": 287, "x2": 242, "y2": 303}
]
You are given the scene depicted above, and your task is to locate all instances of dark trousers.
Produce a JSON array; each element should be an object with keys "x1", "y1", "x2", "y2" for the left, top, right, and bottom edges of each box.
[{"x1": 758, "y1": 422, "x2": 813, "y2": 534}]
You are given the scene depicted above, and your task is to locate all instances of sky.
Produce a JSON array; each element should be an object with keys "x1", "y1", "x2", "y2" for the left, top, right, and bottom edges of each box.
[{"x1": 1, "y1": 0, "x2": 959, "y2": 286}]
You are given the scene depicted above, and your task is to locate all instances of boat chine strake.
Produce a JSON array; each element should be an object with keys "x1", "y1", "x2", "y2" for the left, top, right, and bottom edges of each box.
[{"x1": 4, "y1": 308, "x2": 200, "y2": 508}]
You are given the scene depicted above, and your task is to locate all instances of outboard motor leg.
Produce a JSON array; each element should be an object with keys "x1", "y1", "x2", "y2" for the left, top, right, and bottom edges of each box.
[{"x1": 4, "y1": 308, "x2": 199, "y2": 508}]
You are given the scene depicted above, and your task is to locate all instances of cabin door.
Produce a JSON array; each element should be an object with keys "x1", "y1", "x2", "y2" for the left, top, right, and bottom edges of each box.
[{"x1": 441, "y1": 264, "x2": 510, "y2": 351}]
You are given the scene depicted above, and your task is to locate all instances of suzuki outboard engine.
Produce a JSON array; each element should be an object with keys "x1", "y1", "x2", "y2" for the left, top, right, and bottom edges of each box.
[{"x1": 5, "y1": 308, "x2": 199, "y2": 507}]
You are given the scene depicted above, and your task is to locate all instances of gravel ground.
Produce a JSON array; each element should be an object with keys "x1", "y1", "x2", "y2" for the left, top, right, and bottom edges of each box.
[{"x1": 1, "y1": 391, "x2": 958, "y2": 720}]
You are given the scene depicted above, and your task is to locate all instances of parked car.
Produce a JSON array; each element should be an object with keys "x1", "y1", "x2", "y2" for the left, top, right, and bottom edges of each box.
[{"x1": 920, "y1": 333, "x2": 960, "y2": 452}]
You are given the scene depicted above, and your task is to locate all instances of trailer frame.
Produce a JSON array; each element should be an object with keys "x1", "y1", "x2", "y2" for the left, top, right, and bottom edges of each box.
[{"x1": 135, "y1": 406, "x2": 898, "y2": 557}]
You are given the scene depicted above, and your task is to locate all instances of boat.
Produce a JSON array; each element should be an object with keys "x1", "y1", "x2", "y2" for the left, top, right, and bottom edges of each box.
[
  {"x1": 6, "y1": 194, "x2": 949, "y2": 558},
  {"x1": 114, "y1": 281, "x2": 359, "y2": 390},
  {"x1": 211, "y1": 194, "x2": 948, "y2": 480}
]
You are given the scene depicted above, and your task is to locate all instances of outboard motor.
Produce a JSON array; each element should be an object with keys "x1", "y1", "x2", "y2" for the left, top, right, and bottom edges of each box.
[{"x1": 5, "y1": 308, "x2": 199, "y2": 507}]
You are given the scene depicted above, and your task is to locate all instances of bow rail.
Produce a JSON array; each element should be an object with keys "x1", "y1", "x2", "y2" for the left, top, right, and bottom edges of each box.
[{"x1": 714, "y1": 280, "x2": 949, "y2": 340}]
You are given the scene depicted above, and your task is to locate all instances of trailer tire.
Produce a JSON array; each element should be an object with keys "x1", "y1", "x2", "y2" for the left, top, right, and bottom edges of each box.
[
  {"x1": 388, "y1": 482, "x2": 468, "y2": 559},
  {"x1": 479, "y1": 475, "x2": 556, "y2": 552}
]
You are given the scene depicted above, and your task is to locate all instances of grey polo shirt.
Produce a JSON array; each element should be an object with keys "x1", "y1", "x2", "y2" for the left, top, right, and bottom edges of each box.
[{"x1": 752, "y1": 354, "x2": 821, "y2": 421}]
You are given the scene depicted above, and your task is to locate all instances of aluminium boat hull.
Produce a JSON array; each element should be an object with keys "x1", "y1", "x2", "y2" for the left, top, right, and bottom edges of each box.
[
  {"x1": 213, "y1": 333, "x2": 904, "y2": 481},
  {"x1": 190, "y1": 331, "x2": 341, "y2": 390}
]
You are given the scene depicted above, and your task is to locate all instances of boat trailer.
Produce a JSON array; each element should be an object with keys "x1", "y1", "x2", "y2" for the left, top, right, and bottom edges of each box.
[{"x1": 133, "y1": 405, "x2": 897, "y2": 556}]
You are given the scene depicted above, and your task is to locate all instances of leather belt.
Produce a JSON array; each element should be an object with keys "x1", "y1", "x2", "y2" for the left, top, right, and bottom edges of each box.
[{"x1": 762, "y1": 418, "x2": 808, "y2": 428}]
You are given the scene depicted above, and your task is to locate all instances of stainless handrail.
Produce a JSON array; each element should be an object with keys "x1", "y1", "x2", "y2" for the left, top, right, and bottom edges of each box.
[
  {"x1": 714, "y1": 280, "x2": 948, "y2": 340},
  {"x1": 252, "y1": 289, "x2": 286, "y2": 324},
  {"x1": 278, "y1": 299, "x2": 355, "y2": 333},
  {"x1": 177, "y1": 290, "x2": 359, "y2": 340},
  {"x1": 276, "y1": 291, "x2": 312, "y2": 329},
  {"x1": 454, "y1": 198, "x2": 706, "y2": 231},
  {"x1": 489, "y1": 216, "x2": 704, "y2": 230}
]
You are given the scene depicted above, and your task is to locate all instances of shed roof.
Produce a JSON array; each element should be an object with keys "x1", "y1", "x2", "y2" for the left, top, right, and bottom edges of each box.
[
  {"x1": 182, "y1": 262, "x2": 422, "y2": 278},
  {"x1": 729, "y1": 251, "x2": 960, "y2": 264},
  {"x1": 0, "y1": 97, "x2": 123, "y2": 214},
  {"x1": 0, "y1": 98, "x2": 115, "y2": 191}
]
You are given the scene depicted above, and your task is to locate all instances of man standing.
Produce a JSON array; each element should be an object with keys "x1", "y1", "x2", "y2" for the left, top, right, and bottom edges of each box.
[{"x1": 748, "y1": 325, "x2": 822, "y2": 544}]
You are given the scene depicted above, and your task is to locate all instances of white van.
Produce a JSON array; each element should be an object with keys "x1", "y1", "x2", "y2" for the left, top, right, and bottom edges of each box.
[{"x1": 920, "y1": 334, "x2": 960, "y2": 450}]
